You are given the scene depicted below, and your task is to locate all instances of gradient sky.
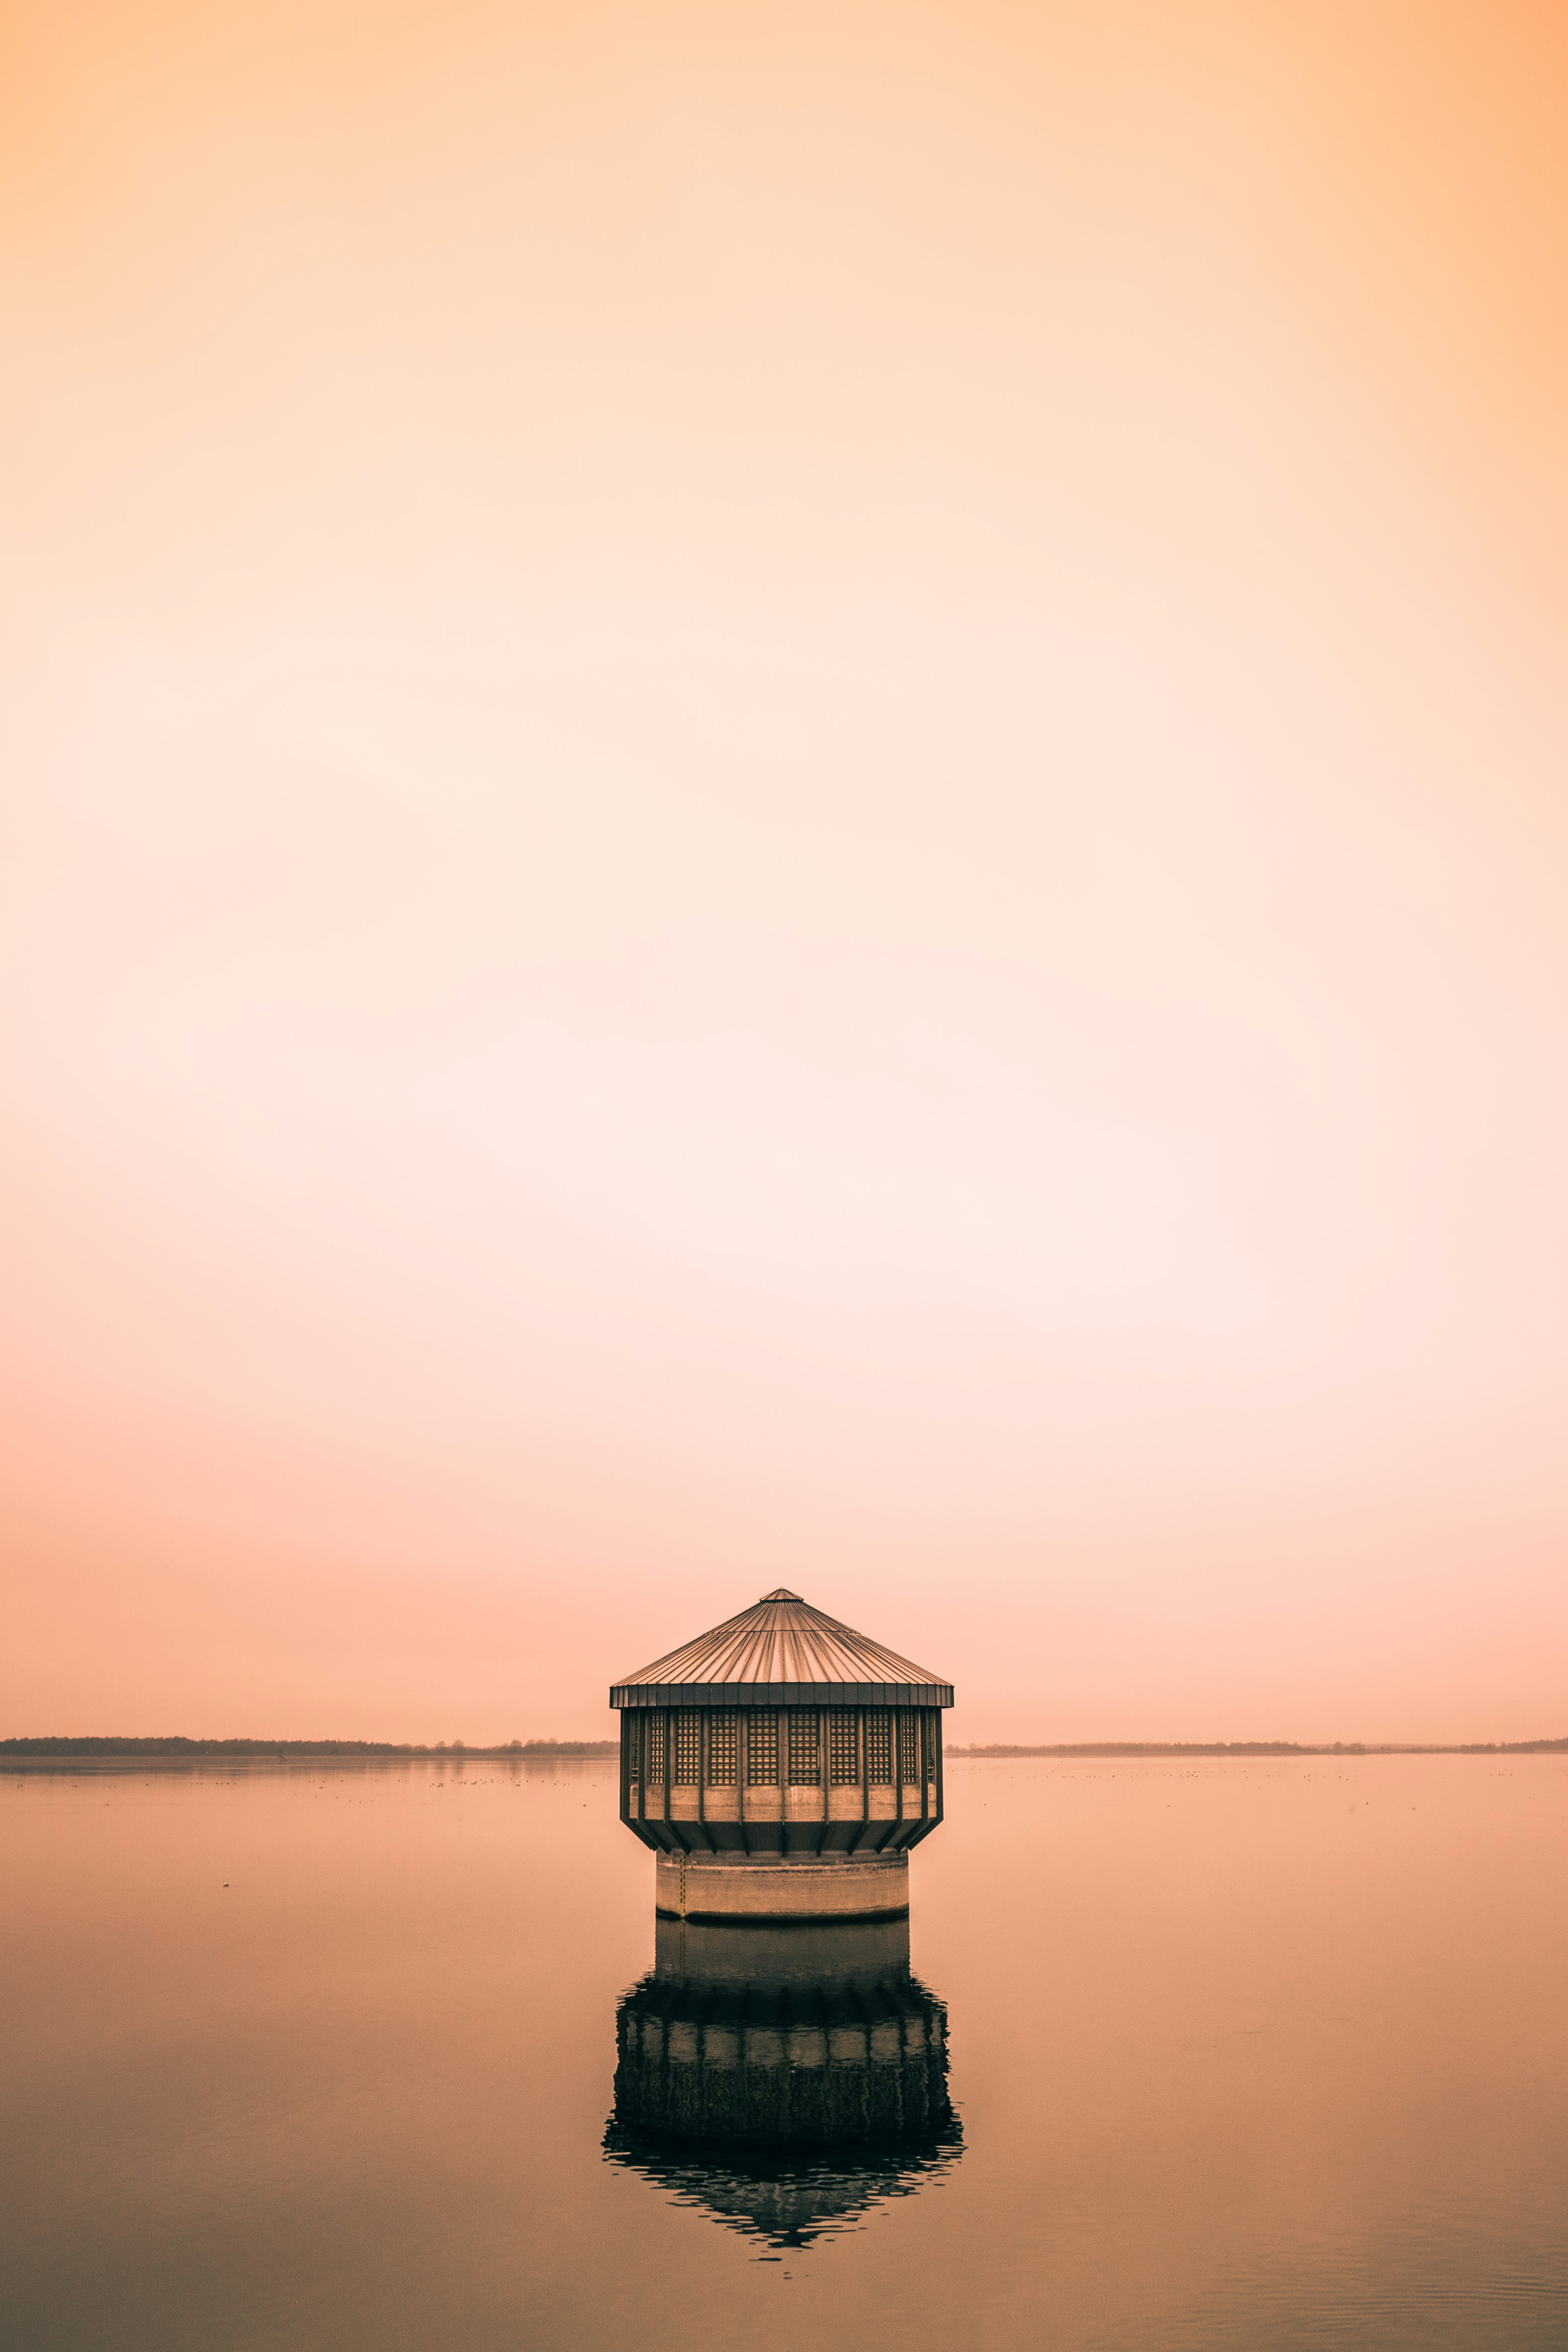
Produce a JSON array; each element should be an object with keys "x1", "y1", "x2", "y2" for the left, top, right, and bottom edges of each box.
[{"x1": 4, "y1": 0, "x2": 1567, "y2": 1742}]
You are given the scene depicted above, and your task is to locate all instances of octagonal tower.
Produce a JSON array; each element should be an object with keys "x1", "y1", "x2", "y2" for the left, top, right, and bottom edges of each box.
[{"x1": 610, "y1": 1588, "x2": 954, "y2": 1921}]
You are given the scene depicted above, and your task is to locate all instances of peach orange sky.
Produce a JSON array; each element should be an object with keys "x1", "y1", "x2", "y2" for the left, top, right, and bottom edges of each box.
[{"x1": 3, "y1": 1, "x2": 1567, "y2": 1741}]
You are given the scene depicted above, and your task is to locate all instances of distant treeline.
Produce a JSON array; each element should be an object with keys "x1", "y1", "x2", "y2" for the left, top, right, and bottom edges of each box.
[
  {"x1": 1, "y1": 1737, "x2": 618, "y2": 1758},
  {"x1": 945, "y1": 1739, "x2": 1568, "y2": 1758},
  {"x1": 10, "y1": 1734, "x2": 1563, "y2": 1763}
]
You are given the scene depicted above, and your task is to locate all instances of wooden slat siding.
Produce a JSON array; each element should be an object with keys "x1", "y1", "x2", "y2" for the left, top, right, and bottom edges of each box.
[
  {"x1": 737, "y1": 1706, "x2": 749, "y2": 1856},
  {"x1": 619, "y1": 1712, "x2": 636, "y2": 1844},
  {"x1": 892, "y1": 1709, "x2": 923, "y2": 1850},
  {"x1": 631, "y1": 1710, "x2": 657, "y2": 1850},
  {"x1": 641, "y1": 1707, "x2": 662, "y2": 1851},
  {"x1": 648, "y1": 1707, "x2": 663, "y2": 1851},
  {"x1": 898, "y1": 1707, "x2": 940, "y2": 1848},
  {"x1": 858, "y1": 1706, "x2": 884, "y2": 1854},
  {"x1": 695, "y1": 1712, "x2": 712, "y2": 1853},
  {"x1": 637, "y1": 1708, "x2": 647, "y2": 1846},
  {"x1": 659, "y1": 1707, "x2": 679, "y2": 1853},
  {"x1": 614, "y1": 1688, "x2": 951, "y2": 1859},
  {"x1": 917, "y1": 1709, "x2": 936, "y2": 1846}
]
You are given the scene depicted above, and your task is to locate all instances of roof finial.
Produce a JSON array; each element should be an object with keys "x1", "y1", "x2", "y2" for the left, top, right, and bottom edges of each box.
[{"x1": 760, "y1": 1587, "x2": 802, "y2": 1602}]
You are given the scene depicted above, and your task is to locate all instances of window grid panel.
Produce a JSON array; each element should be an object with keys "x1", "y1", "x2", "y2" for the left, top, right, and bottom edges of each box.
[
  {"x1": 707, "y1": 1712, "x2": 738, "y2": 1785},
  {"x1": 646, "y1": 1712, "x2": 667, "y2": 1785},
  {"x1": 746, "y1": 1714, "x2": 779, "y2": 1786},
  {"x1": 626, "y1": 1717, "x2": 641, "y2": 1780},
  {"x1": 866, "y1": 1710, "x2": 892, "y2": 1784},
  {"x1": 828, "y1": 1710, "x2": 860, "y2": 1784},
  {"x1": 673, "y1": 1710, "x2": 701, "y2": 1785},
  {"x1": 899, "y1": 1711, "x2": 920, "y2": 1783},
  {"x1": 787, "y1": 1710, "x2": 821, "y2": 1785}
]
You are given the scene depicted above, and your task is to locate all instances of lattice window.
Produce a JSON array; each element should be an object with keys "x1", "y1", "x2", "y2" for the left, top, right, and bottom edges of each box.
[
  {"x1": 746, "y1": 1713, "x2": 778, "y2": 1785},
  {"x1": 625, "y1": 1716, "x2": 641, "y2": 1782},
  {"x1": 645, "y1": 1712, "x2": 667, "y2": 1784},
  {"x1": 787, "y1": 1710, "x2": 820, "y2": 1785},
  {"x1": 673, "y1": 1710, "x2": 701, "y2": 1785},
  {"x1": 707, "y1": 1711, "x2": 737, "y2": 1784},
  {"x1": 899, "y1": 1711, "x2": 920, "y2": 1784},
  {"x1": 865, "y1": 1710, "x2": 892, "y2": 1783},
  {"x1": 828, "y1": 1710, "x2": 859, "y2": 1784}
]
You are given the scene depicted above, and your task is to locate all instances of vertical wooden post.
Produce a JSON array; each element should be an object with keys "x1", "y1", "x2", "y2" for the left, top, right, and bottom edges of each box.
[{"x1": 661, "y1": 1706, "x2": 673, "y2": 1851}]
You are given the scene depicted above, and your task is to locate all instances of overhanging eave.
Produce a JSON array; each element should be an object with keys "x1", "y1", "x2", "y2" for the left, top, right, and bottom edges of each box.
[{"x1": 609, "y1": 1681, "x2": 954, "y2": 1709}]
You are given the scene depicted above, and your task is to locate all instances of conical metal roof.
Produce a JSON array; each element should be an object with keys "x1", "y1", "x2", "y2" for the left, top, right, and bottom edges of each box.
[{"x1": 609, "y1": 1590, "x2": 954, "y2": 1708}]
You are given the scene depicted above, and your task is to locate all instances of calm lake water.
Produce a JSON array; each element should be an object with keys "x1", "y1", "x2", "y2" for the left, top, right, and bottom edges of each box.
[{"x1": 4, "y1": 1752, "x2": 1566, "y2": 2350}]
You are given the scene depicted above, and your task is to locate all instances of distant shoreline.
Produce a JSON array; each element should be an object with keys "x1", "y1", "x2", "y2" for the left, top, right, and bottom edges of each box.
[
  {"x1": 945, "y1": 1739, "x2": 1568, "y2": 1758},
  {"x1": 4, "y1": 1734, "x2": 1564, "y2": 1762},
  {"x1": 0, "y1": 1737, "x2": 617, "y2": 1759}
]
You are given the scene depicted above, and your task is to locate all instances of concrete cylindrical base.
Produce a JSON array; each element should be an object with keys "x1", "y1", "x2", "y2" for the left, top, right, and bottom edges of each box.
[{"x1": 655, "y1": 1848, "x2": 909, "y2": 1923}]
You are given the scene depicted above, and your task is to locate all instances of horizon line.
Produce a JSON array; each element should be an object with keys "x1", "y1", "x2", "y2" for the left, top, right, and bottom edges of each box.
[
  {"x1": 4, "y1": 1733, "x2": 1566, "y2": 1760},
  {"x1": 947, "y1": 1738, "x2": 1568, "y2": 1758}
]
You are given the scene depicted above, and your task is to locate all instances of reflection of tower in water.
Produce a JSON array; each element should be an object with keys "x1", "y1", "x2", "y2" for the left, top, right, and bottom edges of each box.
[{"x1": 603, "y1": 1916, "x2": 962, "y2": 2248}]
